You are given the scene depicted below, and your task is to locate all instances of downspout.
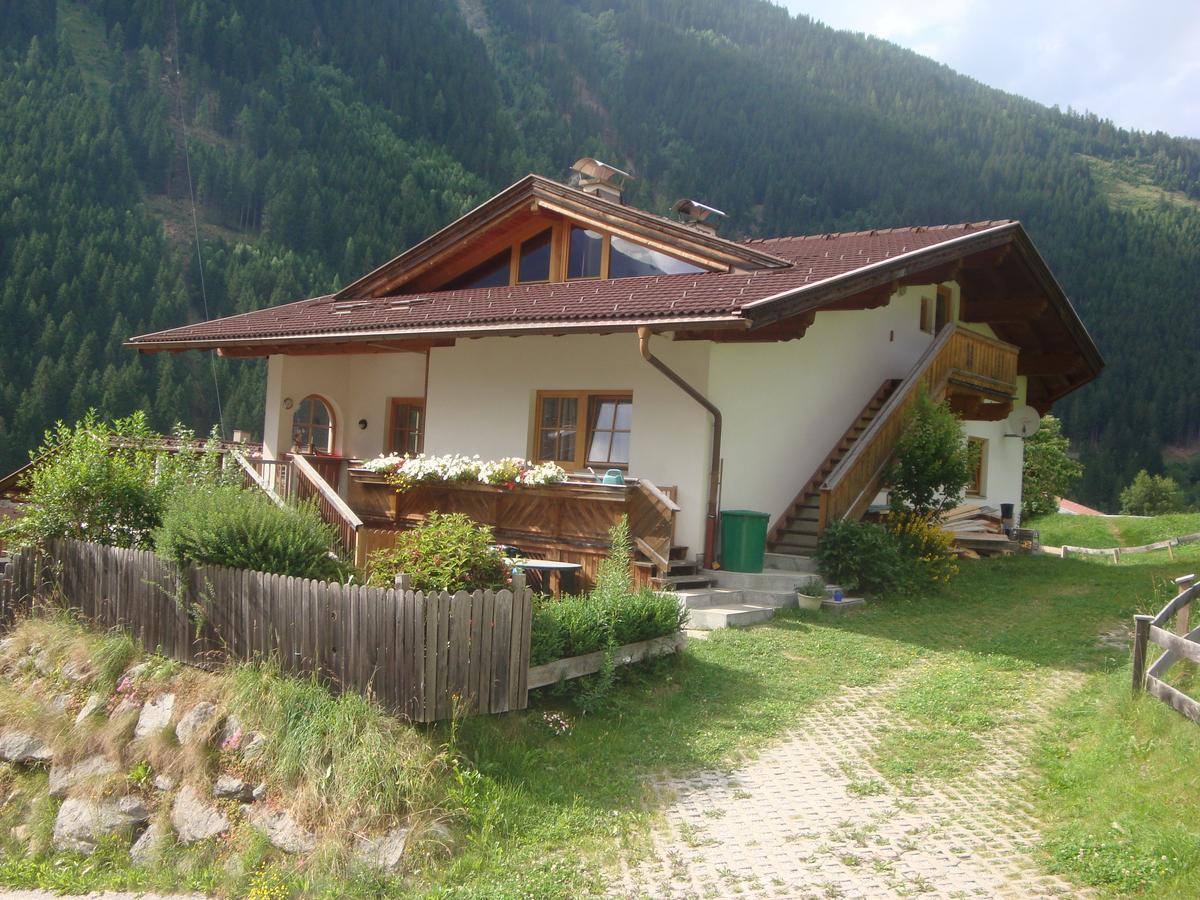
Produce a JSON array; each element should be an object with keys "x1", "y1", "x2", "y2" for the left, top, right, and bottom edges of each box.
[{"x1": 637, "y1": 327, "x2": 722, "y2": 569}]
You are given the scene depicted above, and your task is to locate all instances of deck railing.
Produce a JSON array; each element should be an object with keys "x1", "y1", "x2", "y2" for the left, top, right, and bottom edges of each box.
[
  {"x1": 1133, "y1": 574, "x2": 1200, "y2": 724},
  {"x1": 818, "y1": 325, "x2": 1018, "y2": 528},
  {"x1": 291, "y1": 454, "x2": 365, "y2": 566}
]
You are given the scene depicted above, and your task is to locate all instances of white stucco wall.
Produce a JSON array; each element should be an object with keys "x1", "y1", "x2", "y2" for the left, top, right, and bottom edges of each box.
[
  {"x1": 709, "y1": 288, "x2": 936, "y2": 525},
  {"x1": 423, "y1": 333, "x2": 714, "y2": 554},
  {"x1": 262, "y1": 352, "x2": 427, "y2": 461}
]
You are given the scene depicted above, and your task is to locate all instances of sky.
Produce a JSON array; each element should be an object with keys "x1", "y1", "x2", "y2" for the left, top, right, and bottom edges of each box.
[{"x1": 780, "y1": 0, "x2": 1200, "y2": 139}]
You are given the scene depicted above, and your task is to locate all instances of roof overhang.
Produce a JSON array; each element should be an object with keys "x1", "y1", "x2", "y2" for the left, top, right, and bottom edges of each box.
[
  {"x1": 741, "y1": 221, "x2": 1103, "y2": 409},
  {"x1": 127, "y1": 314, "x2": 749, "y2": 356}
]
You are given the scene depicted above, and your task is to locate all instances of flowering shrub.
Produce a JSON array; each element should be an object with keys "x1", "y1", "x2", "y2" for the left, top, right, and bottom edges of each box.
[
  {"x1": 362, "y1": 453, "x2": 566, "y2": 490},
  {"x1": 886, "y1": 511, "x2": 959, "y2": 587},
  {"x1": 365, "y1": 512, "x2": 507, "y2": 592}
]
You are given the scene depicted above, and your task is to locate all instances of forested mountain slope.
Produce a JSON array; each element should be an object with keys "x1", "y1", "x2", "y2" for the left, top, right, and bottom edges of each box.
[{"x1": 2, "y1": 0, "x2": 1198, "y2": 509}]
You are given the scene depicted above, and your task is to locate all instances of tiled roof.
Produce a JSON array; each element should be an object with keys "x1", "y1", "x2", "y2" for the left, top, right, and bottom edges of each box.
[{"x1": 128, "y1": 221, "x2": 1015, "y2": 348}]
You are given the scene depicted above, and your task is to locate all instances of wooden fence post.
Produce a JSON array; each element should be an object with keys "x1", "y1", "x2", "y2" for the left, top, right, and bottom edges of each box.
[
  {"x1": 1175, "y1": 575, "x2": 1195, "y2": 636},
  {"x1": 1132, "y1": 614, "x2": 1153, "y2": 695}
]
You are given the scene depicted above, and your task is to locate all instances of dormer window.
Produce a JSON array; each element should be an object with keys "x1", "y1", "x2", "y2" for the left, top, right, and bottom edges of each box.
[
  {"x1": 444, "y1": 249, "x2": 511, "y2": 291},
  {"x1": 517, "y1": 229, "x2": 552, "y2": 283}
]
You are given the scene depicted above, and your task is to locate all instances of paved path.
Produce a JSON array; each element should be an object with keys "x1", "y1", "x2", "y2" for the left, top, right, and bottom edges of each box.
[{"x1": 613, "y1": 669, "x2": 1087, "y2": 899}]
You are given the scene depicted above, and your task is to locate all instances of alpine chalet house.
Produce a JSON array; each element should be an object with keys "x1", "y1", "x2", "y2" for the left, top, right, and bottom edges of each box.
[{"x1": 128, "y1": 159, "x2": 1102, "y2": 591}]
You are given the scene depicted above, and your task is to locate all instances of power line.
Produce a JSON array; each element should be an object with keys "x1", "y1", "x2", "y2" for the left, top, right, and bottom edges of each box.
[{"x1": 171, "y1": 1, "x2": 224, "y2": 435}]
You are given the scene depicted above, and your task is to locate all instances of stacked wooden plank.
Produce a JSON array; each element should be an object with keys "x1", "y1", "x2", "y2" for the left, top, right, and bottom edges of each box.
[{"x1": 940, "y1": 503, "x2": 1019, "y2": 557}]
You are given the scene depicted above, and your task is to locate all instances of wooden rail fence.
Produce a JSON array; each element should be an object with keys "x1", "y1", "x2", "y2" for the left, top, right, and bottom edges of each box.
[
  {"x1": 0, "y1": 539, "x2": 531, "y2": 722},
  {"x1": 1132, "y1": 573, "x2": 1200, "y2": 724}
]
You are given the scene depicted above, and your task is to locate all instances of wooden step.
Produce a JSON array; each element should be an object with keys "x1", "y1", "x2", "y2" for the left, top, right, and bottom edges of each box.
[
  {"x1": 782, "y1": 521, "x2": 820, "y2": 536},
  {"x1": 669, "y1": 545, "x2": 690, "y2": 560}
]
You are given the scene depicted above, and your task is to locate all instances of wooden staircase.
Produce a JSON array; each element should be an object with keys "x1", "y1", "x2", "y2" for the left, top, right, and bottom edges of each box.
[
  {"x1": 766, "y1": 380, "x2": 902, "y2": 556},
  {"x1": 648, "y1": 545, "x2": 716, "y2": 590}
]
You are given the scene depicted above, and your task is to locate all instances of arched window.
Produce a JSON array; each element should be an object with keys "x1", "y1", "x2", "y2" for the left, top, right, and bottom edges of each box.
[{"x1": 291, "y1": 395, "x2": 335, "y2": 454}]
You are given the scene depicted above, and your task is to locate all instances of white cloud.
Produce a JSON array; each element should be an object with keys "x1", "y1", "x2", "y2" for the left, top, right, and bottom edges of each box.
[{"x1": 780, "y1": 0, "x2": 1200, "y2": 138}]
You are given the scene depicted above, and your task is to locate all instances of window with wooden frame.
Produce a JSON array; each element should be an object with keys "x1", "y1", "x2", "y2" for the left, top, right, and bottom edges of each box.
[
  {"x1": 387, "y1": 398, "x2": 425, "y2": 456},
  {"x1": 967, "y1": 436, "x2": 987, "y2": 497},
  {"x1": 291, "y1": 395, "x2": 335, "y2": 454},
  {"x1": 534, "y1": 390, "x2": 633, "y2": 471}
]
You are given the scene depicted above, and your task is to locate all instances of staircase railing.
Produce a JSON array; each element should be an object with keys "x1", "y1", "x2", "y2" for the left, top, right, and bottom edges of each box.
[
  {"x1": 628, "y1": 477, "x2": 679, "y2": 572},
  {"x1": 292, "y1": 453, "x2": 365, "y2": 566},
  {"x1": 818, "y1": 325, "x2": 1018, "y2": 529}
]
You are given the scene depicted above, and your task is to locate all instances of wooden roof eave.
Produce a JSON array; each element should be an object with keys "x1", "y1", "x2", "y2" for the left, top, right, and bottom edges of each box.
[{"x1": 333, "y1": 175, "x2": 792, "y2": 300}]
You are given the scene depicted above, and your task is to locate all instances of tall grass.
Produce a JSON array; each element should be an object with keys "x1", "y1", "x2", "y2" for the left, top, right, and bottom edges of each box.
[{"x1": 222, "y1": 661, "x2": 449, "y2": 829}]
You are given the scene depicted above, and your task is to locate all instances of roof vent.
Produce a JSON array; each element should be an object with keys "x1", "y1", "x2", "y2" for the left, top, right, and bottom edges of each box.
[
  {"x1": 569, "y1": 157, "x2": 632, "y2": 204},
  {"x1": 672, "y1": 199, "x2": 727, "y2": 236}
]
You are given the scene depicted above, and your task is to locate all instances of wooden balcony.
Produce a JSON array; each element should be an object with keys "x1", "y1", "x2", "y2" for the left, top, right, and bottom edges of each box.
[{"x1": 347, "y1": 471, "x2": 678, "y2": 590}]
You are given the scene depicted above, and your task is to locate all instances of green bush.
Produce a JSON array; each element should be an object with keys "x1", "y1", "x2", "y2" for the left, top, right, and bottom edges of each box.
[
  {"x1": 529, "y1": 588, "x2": 685, "y2": 666},
  {"x1": 815, "y1": 519, "x2": 907, "y2": 596},
  {"x1": 528, "y1": 517, "x2": 686, "y2": 667},
  {"x1": 9, "y1": 411, "x2": 234, "y2": 550},
  {"x1": 817, "y1": 514, "x2": 962, "y2": 598},
  {"x1": 365, "y1": 512, "x2": 506, "y2": 593},
  {"x1": 1022, "y1": 414, "x2": 1084, "y2": 518},
  {"x1": 1119, "y1": 469, "x2": 1186, "y2": 516},
  {"x1": 154, "y1": 483, "x2": 350, "y2": 581},
  {"x1": 887, "y1": 387, "x2": 974, "y2": 518}
]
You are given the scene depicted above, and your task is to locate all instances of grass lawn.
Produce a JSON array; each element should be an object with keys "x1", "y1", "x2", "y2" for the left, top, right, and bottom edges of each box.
[
  {"x1": 1029, "y1": 511, "x2": 1200, "y2": 549},
  {"x1": 431, "y1": 550, "x2": 1200, "y2": 898},
  {"x1": 3, "y1": 549, "x2": 1197, "y2": 897}
]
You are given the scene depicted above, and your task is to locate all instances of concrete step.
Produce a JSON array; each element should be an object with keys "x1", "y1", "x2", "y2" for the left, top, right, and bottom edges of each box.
[
  {"x1": 674, "y1": 588, "x2": 743, "y2": 610},
  {"x1": 652, "y1": 573, "x2": 716, "y2": 589},
  {"x1": 702, "y1": 567, "x2": 822, "y2": 594},
  {"x1": 687, "y1": 602, "x2": 781, "y2": 630},
  {"x1": 763, "y1": 552, "x2": 818, "y2": 573}
]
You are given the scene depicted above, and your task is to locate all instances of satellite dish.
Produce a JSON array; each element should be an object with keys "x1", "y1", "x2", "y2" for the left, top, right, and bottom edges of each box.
[{"x1": 1005, "y1": 405, "x2": 1041, "y2": 438}]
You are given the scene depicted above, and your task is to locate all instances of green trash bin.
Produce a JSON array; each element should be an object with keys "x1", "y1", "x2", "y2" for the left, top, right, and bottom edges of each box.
[{"x1": 719, "y1": 509, "x2": 770, "y2": 573}]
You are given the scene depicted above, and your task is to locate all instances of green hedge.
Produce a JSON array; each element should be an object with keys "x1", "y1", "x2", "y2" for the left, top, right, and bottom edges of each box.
[
  {"x1": 529, "y1": 588, "x2": 686, "y2": 667},
  {"x1": 154, "y1": 483, "x2": 351, "y2": 581}
]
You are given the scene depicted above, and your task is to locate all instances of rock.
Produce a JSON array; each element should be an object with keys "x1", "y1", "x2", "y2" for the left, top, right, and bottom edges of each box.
[
  {"x1": 11, "y1": 824, "x2": 30, "y2": 845},
  {"x1": 354, "y1": 824, "x2": 411, "y2": 873},
  {"x1": 0, "y1": 637, "x2": 14, "y2": 656},
  {"x1": 52, "y1": 795, "x2": 149, "y2": 854},
  {"x1": 175, "y1": 701, "x2": 220, "y2": 744},
  {"x1": 244, "y1": 805, "x2": 316, "y2": 853},
  {"x1": 33, "y1": 650, "x2": 53, "y2": 675},
  {"x1": 252, "y1": 782, "x2": 267, "y2": 802},
  {"x1": 74, "y1": 694, "x2": 106, "y2": 726},
  {"x1": 0, "y1": 730, "x2": 53, "y2": 764},
  {"x1": 48, "y1": 754, "x2": 118, "y2": 799},
  {"x1": 134, "y1": 693, "x2": 175, "y2": 739},
  {"x1": 171, "y1": 784, "x2": 230, "y2": 844},
  {"x1": 154, "y1": 774, "x2": 177, "y2": 792},
  {"x1": 112, "y1": 696, "x2": 141, "y2": 718},
  {"x1": 213, "y1": 774, "x2": 254, "y2": 802},
  {"x1": 50, "y1": 693, "x2": 73, "y2": 713},
  {"x1": 219, "y1": 715, "x2": 243, "y2": 749},
  {"x1": 123, "y1": 662, "x2": 150, "y2": 681},
  {"x1": 129, "y1": 822, "x2": 166, "y2": 865},
  {"x1": 240, "y1": 731, "x2": 267, "y2": 762},
  {"x1": 60, "y1": 659, "x2": 91, "y2": 682}
]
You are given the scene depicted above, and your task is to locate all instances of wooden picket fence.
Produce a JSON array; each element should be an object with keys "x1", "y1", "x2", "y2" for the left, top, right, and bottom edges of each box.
[{"x1": 0, "y1": 539, "x2": 531, "y2": 722}]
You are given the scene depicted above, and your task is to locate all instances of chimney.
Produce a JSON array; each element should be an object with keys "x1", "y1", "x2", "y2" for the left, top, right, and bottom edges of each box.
[
  {"x1": 672, "y1": 199, "x2": 727, "y2": 236},
  {"x1": 569, "y1": 157, "x2": 632, "y2": 204}
]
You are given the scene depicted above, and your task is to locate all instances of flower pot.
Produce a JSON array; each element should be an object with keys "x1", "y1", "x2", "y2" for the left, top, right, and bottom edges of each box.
[{"x1": 796, "y1": 592, "x2": 823, "y2": 611}]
